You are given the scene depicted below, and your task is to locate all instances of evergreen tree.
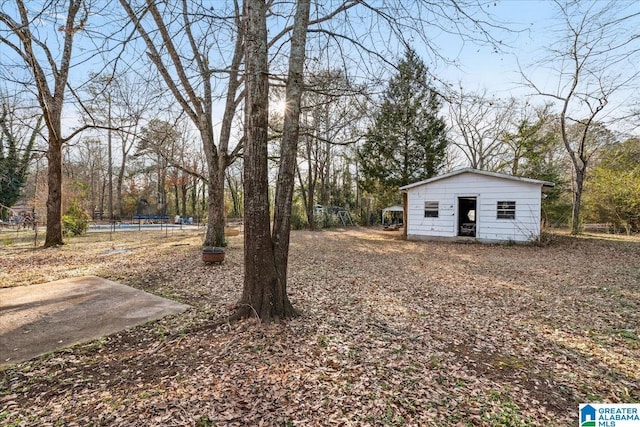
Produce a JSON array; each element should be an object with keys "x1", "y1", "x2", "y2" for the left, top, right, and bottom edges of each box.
[
  {"x1": 359, "y1": 48, "x2": 448, "y2": 201},
  {"x1": 0, "y1": 104, "x2": 40, "y2": 218}
]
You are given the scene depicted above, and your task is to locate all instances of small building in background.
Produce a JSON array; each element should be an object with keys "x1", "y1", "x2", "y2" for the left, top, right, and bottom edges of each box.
[
  {"x1": 381, "y1": 205, "x2": 404, "y2": 227},
  {"x1": 399, "y1": 168, "x2": 554, "y2": 243}
]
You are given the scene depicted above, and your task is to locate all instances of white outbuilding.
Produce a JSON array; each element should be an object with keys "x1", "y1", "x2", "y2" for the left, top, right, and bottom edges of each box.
[{"x1": 399, "y1": 168, "x2": 554, "y2": 243}]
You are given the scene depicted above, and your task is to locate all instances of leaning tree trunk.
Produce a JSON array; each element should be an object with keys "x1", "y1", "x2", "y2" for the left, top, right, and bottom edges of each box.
[{"x1": 44, "y1": 139, "x2": 64, "y2": 247}]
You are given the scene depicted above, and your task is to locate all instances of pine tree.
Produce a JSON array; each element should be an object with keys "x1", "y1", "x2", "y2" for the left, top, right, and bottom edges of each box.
[{"x1": 359, "y1": 48, "x2": 447, "y2": 199}]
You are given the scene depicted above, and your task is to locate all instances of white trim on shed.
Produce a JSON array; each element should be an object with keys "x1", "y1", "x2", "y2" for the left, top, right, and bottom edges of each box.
[{"x1": 400, "y1": 168, "x2": 554, "y2": 243}]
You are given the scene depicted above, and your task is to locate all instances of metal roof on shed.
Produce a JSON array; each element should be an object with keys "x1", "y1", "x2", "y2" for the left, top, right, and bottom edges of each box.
[{"x1": 399, "y1": 168, "x2": 555, "y2": 191}]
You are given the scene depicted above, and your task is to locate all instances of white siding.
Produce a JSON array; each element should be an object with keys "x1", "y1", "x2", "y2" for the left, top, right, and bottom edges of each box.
[{"x1": 405, "y1": 173, "x2": 543, "y2": 243}]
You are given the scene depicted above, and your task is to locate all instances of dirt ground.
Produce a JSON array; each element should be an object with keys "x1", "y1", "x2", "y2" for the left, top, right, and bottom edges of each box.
[{"x1": 1, "y1": 227, "x2": 639, "y2": 426}]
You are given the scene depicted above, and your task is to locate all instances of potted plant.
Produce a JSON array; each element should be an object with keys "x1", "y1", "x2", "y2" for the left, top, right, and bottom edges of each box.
[{"x1": 202, "y1": 246, "x2": 225, "y2": 263}]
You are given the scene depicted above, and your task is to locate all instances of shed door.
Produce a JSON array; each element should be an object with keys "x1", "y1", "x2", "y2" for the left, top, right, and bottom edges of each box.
[{"x1": 458, "y1": 197, "x2": 477, "y2": 237}]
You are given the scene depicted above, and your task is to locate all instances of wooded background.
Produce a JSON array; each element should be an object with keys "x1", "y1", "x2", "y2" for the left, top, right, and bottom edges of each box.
[{"x1": 1, "y1": 0, "x2": 640, "y2": 242}]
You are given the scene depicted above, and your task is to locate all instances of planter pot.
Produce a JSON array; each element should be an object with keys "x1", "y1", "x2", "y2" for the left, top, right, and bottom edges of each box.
[{"x1": 202, "y1": 247, "x2": 225, "y2": 263}]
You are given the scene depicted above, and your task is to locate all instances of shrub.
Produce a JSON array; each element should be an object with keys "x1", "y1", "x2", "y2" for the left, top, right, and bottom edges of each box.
[
  {"x1": 290, "y1": 202, "x2": 308, "y2": 230},
  {"x1": 314, "y1": 211, "x2": 340, "y2": 229},
  {"x1": 291, "y1": 211, "x2": 308, "y2": 230},
  {"x1": 62, "y1": 199, "x2": 91, "y2": 236}
]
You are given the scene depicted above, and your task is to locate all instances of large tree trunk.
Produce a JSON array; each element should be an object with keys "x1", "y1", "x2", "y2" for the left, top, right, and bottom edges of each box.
[
  {"x1": 237, "y1": 0, "x2": 280, "y2": 321},
  {"x1": 2, "y1": 0, "x2": 84, "y2": 247},
  {"x1": 205, "y1": 6, "x2": 245, "y2": 244},
  {"x1": 119, "y1": 0, "x2": 233, "y2": 248},
  {"x1": 204, "y1": 164, "x2": 226, "y2": 246},
  {"x1": 44, "y1": 140, "x2": 64, "y2": 246},
  {"x1": 272, "y1": 0, "x2": 311, "y2": 297},
  {"x1": 234, "y1": 0, "x2": 309, "y2": 323},
  {"x1": 203, "y1": 115, "x2": 226, "y2": 245}
]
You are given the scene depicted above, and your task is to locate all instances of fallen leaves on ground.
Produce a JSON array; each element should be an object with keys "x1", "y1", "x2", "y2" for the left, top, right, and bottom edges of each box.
[{"x1": 1, "y1": 227, "x2": 639, "y2": 426}]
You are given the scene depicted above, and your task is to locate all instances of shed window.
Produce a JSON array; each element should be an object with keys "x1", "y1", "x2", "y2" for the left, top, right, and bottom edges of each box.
[
  {"x1": 497, "y1": 201, "x2": 516, "y2": 219},
  {"x1": 424, "y1": 201, "x2": 439, "y2": 218}
]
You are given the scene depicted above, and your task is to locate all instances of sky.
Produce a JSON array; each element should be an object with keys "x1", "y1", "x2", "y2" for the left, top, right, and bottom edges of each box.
[
  {"x1": 426, "y1": 0, "x2": 639, "y2": 134},
  {"x1": 420, "y1": 0, "x2": 560, "y2": 98},
  {"x1": 1, "y1": 0, "x2": 638, "y2": 138},
  {"x1": 439, "y1": 0, "x2": 557, "y2": 95}
]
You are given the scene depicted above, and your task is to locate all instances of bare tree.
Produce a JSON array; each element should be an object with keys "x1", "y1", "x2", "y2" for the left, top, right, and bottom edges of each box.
[
  {"x1": 136, "y1": 119, "x2": 183, "y2": 216},
  {"x1": 521, "y1": 0, "x2": 640, "y2": 234},
  {"x1": 113, "y1": 76, "x2": 158, "y2": 220},
  {"x1": 235, "y1": 0, "x2": 310, "y2": 322},
  {"x1": 285, "y1": 70, "x2": 367, "y2": 228},
  {"x1": 68, "y1": 137, "x2": 108, "y2": 216},
  {"x1": 119, "y1": 0, "x2": 243, "y2": 247},
  {"x1": 448, "y1": 88, "x2": 517, "y2": 172},
  {"x1": 0, "y1": 0, "x2": 93, "y2": 246},
  {"x1": 235, "y1": 0, "x2": 507, "y2": 323},
  {"x1": 499, "y1": 103, "x2": 553, "y2": 176},
  {"x1": 82, "y1": 72, "x2": 157, "y2": 220}
]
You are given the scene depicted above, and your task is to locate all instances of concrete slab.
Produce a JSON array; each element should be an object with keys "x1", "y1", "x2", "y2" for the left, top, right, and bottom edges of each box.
[{"x1": 0, "y1": 276, "x2": 190, "y2": 366}]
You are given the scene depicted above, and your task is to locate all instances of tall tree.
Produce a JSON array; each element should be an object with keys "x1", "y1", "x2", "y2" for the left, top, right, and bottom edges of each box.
[
  {"x1": 136, "y1": 119, "x2": 181, "y2": 215},
  {"x1": 236, "y1": 0, "x2": 310, "y2": 323},
  {"x1": 502, "y1": 109, "x2": 571, "y2": 225},
  {"x1": 448, "y1": 88, "x2": 517, "y2": 172},
  {"x1": 84, "y1": 74, "x2": 116, "y2": 221},
  {"x1": 236, "y1": 0, "x2": 504, "y2": 323},
  {"x1": 360, "y1": 49, "x2": 448, "y2": 199},
  {"x1": 70, "y1": 138, "x2": 108, "y2": 216},
  {"x1": 521, "y1": 0, "x2": 640, "y2": 234},
  {"x1": 0, "y1": 0, "x2": 91, "y2": 246},
  {"x1": 82, "y1": 73, "x2": 156, "y2": 220},
  {"x1": 119, "y1": 0, "x2": 244, "y2": 247},
  {"x1": 290, "y1": 69, "x2": 366, "y2": 228},
  {"x1": 501, "y1": 105, "x2": 552, "y2": 176}
]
